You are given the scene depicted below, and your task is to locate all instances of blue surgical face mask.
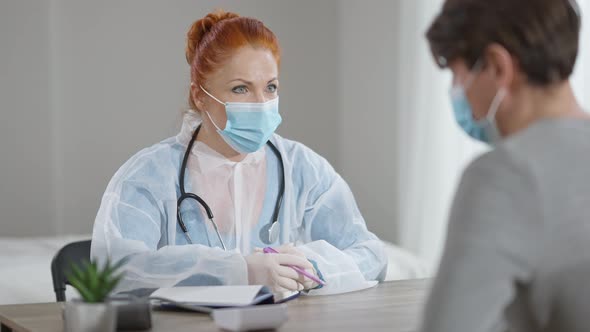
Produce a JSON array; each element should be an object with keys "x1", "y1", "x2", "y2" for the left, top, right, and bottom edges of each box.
[
  {"x1": 200, "y1": 85, "x2": 282, "y2": 154},
  {"x1": 449, "y1": 63, "x2": 507, "y2": 145}
]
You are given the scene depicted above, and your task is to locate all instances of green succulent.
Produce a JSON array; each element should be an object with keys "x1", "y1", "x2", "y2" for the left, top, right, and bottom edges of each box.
[{"x1": 65, "y1": 259, "x2": 126, "y2": 303}]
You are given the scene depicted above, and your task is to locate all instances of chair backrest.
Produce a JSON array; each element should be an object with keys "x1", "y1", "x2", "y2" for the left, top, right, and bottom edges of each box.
[{"x1": 50, "y1": 240, "x2": 91, "y2": 302}]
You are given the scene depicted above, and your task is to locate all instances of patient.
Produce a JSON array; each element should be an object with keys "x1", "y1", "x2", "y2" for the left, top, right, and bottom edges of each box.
[{"x1": 421, "y1": 0, "x2": 590, "y2": 331}]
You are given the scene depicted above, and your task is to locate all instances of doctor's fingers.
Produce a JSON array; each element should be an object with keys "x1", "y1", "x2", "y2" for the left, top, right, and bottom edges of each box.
[
  {"x1": 276, "y1": 265, "x2": 301, "y2": 280},
  {"x1": 298, "y1": 268, "x2": 318, "y2": 289},
  {"x1": 275, "y1": 275, "x2": 304, "y2": 291},
  {"x1": 285, "y1": 266, "x2": 316, "y2": 290},
  {"x1": 272, "y1": 254, "x2": 313, "y2": 270},
  {"x1": 275, "y1": 264, "x2": 312, "y2": 286},
  {"x1": 300, "y1": 275, "x2": 318, "y2": 290},
  {"x1": 273, "y1": 244, "x2": 307, "y2": 259}
]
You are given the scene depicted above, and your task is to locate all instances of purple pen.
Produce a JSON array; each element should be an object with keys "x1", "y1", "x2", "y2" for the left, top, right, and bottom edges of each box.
[{"x1": 263, "y1": 247, "x2": 326, "y2": 286}]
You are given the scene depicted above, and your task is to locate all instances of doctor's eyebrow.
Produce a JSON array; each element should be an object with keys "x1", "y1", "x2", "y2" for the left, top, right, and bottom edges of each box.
[{"x1": 227, "y1": 77, "x2": 278, "y2": 85}]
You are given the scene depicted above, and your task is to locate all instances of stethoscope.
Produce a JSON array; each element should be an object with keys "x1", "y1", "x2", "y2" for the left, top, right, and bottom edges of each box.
[{"x1": 177, "y1": 125, "x2": 285, "y2": 250}]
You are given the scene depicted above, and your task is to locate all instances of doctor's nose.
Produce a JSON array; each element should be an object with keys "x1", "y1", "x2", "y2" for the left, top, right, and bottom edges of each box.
[{"x1": 252, "y1": 90, "x2": 269, "y2": 103}]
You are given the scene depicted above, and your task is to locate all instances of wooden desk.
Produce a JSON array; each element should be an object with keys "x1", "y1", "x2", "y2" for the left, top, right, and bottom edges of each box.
[{"x1": 0, "y1": 279, "x2": 429, "y2": 332}]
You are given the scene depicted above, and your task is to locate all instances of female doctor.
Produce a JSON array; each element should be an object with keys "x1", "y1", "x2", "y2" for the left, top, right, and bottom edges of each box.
[{"x1": 91, "y1": 10, "x2": 387, "y2": 294}]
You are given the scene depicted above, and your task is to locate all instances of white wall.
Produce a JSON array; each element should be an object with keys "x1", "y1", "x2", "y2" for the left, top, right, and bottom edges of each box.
[
  {"x1": 1, "y1": 0, "x2": 341, "y2": 236},
  {"x1": 572, "y1": 0, "x2": 590, "y2": 108},
  {"x1": 338, "y1": 0, "x2": 401, "y2": 243},
  {"x1": 0, "y1": 0, "x2": 54, "y2": 236}
]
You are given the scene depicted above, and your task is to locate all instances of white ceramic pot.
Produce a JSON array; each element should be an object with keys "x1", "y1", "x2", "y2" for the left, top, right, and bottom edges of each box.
[{"x1": 64, "y1": 301, "x2": 117, "y2": 332}]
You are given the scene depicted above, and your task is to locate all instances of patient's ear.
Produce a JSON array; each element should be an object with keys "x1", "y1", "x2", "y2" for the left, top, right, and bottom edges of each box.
[{"x1": 484, "y1": 44, "x2": 515, "y2": 90}]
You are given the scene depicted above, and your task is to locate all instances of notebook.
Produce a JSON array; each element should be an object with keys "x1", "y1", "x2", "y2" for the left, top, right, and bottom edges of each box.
[{"x1": 150, "y1": 286, "x2": 299, "y2": 313}]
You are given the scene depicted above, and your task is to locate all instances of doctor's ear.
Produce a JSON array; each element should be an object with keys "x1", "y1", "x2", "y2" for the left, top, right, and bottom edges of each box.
[
  {"x1": 483, "y1": 44, "x2": 516, "y2": 89},
  {"x1": 190, "y1": 82, "x2": 206, "y2": 111}
]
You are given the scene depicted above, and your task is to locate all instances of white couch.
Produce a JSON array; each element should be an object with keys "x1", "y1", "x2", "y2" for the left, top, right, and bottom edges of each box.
[{"x1": 0, "y1": 236, "x2": 428, "y2": 305}]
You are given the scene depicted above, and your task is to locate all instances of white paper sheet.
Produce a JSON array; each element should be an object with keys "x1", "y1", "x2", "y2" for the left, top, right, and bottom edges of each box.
[{"x1": 150, "y1": 285, "x2": 264, "y2": 306}]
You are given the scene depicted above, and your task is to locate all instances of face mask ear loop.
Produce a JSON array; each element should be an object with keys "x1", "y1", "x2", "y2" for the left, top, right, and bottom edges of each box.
[
  {"x1": 199, "y1": 85, "x2": 226, "y2": 106},
  {"x1": 487, "y1": 88, "x2": 507, "y2": 124},
  {"x1": 198, "y1": 85, "x2": 226, "y2": 132},
  {"x1": 204, "y1": 111, "x2": 222, "y2": 132}
]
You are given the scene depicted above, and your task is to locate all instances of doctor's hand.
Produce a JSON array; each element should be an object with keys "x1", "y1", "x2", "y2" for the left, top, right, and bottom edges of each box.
[
  {"x1": 244, "y1": 252, "x2": 313, "y2": 293},
  {"x1": 256, "y1": 244, "x2": 320, "y2": 290}
]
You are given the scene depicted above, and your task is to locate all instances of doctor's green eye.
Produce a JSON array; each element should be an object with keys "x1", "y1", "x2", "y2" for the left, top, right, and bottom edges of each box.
[
  {"x1": 232, "y1": 85, "x2": 248, "y2": 94},
  {"x1": 267, "y1": 84, "x2": 278, "y2": 93}
]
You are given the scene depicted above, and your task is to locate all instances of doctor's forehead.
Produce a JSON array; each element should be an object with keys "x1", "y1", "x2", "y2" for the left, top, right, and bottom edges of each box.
[{"x1": 213, "y1": 46, "x2": 279, "y2": 84}]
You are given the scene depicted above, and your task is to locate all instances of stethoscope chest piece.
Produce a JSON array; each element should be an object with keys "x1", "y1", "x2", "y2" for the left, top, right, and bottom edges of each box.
[{"x1": 259, "y1": 221, "x2": 280, "y2": 245}]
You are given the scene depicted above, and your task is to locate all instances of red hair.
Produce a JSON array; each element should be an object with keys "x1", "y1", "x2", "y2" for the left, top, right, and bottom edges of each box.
[{"x1": 185, "y1": 10, "x2": 281, "y2": 109}]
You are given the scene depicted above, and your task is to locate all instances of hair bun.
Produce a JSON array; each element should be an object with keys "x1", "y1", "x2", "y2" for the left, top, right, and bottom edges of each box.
[{"x1": 185, "y1": 9, "x2": 239, "y2": 65}]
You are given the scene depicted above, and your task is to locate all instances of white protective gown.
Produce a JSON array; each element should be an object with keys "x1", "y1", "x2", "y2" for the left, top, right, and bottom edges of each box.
[{"x1": 91, "y1": 112, "x2": 387, "y2": 294}]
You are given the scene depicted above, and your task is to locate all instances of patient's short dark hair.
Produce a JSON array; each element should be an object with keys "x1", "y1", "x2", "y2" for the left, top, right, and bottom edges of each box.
[{"x1": 426, "y1": 0, "x2": 581, "y2": 85}]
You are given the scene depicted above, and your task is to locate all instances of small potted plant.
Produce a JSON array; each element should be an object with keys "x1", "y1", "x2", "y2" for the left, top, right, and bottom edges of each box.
[{"x1": 63, "y1": 259, "x2": 125, "y2": 332}]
